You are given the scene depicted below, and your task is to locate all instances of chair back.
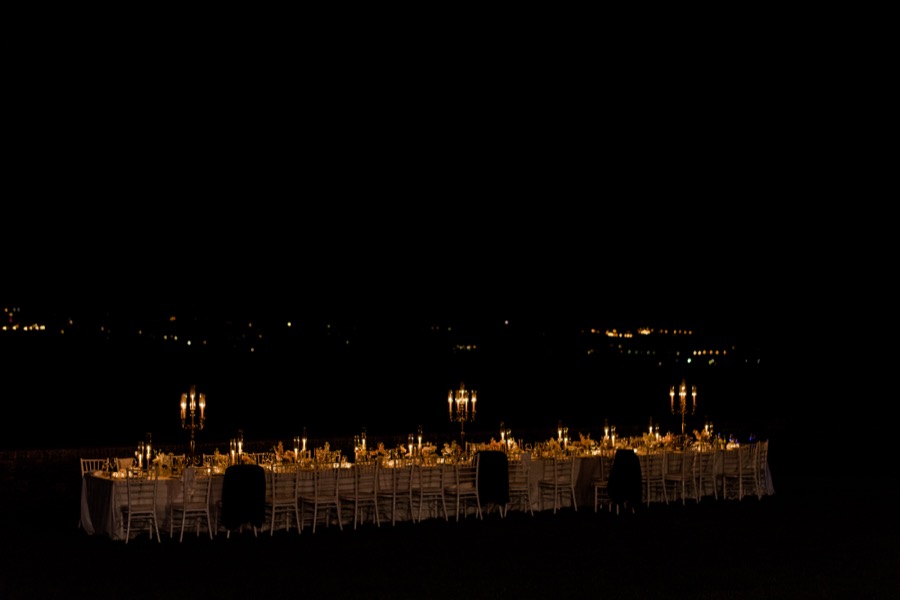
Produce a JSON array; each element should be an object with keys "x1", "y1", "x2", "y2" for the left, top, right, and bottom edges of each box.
[
  {"x1": 125, "y1": 470, "x2": 159, "y2": 512},
  {"x1": 412, "y1": 462, "x2": 445, "y2": 495},
  {"x1": 180, "y1": 466, "x2": 213, "y2": 508},
  {"x1": 220, "y1": 464, "x2": 266, "y2": 530},
  {"x1": 354, "y1": 462, "x2": 379, "y2": 499},
  {"x1": 268, "y1": 465, "x2": 299, "y2": 505},
  {"x1": 543, "y1": 456, "x2": 574, "y2": 485},
  {"x1": 477, "y1": 451, "x2": 509, "y2": 506},
  {"x1": 315, "y1": 465, "x2": 342, "y2": 503},
  {"x1": 607, "y1": 449, "x2": 641, "y2": 507},
  {"x1": 507, "y1": 456, "x2": 530, "y2": 491},
  {"x1": 664, "y1": 451, "x2": 686, "y2": 479},
  {"x1": 80, "y1": 458, "x2": 106, "y2": 476}
]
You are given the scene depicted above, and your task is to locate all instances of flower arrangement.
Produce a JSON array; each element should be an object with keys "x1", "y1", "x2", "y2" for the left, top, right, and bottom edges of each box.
[
  {"x1": 374, "y1": 442, "x2": 388, "y2": 458},
  {"x1": 641, "y1": 433, "x2": 662, "y2": 451},
  {"x1": 271, "y1": 441, "x2": 296, "y2": 463},
  {"x1": 442, "y1": 440, "x2": 460, "y2": 456},
  {"x1": 314, "y1": 442, "x2": 334, "y2": 463},
  {"x1": 153, "y1": 451, "x2": 174, "y2": 468}
]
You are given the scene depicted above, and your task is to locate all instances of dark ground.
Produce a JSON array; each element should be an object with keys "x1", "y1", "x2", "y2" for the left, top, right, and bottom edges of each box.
[{"x1": 0, "y1": 462, "x2": 897, "y2": 600}]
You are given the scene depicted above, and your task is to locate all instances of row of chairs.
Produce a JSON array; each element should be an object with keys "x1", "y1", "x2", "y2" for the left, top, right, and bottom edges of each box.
[
  {"x1": 592, "y1": 441, "x2": 771, "y2": 512},
  {"x1": 259, "y1": 456, "x2": 486, "y2": 535},
  {"x1": 84, "y1": 451, "x2": 592, "y2": 542}
]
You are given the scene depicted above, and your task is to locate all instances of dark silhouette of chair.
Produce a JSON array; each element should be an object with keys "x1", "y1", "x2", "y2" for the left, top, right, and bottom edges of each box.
[
  {"x1": 607, "y1": 449, "x2": 642, "y2": 514},
  {"x1": 218, "y1": 464, "x2": 265, "y2": 537},
  {"x1": 477, "y1": 451, "x2": 509, "y2": 516}
]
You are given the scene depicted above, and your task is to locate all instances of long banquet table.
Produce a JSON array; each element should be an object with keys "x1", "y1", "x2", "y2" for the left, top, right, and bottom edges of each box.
[{"x1": 80, "y1": 447, "x2": 775, "y2": 541}]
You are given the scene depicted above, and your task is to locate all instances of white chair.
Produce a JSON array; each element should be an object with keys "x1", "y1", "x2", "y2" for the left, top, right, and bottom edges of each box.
[
  {"x1": 592, "y1": 451, "x2": 613, "y2": 513},
  {"x1": 537, "y1": 456, "x2": 577, "y2": 513},
  {"x1": 80, "y1": 458, "x2": 106, "y2": 477},
  {"x1": 719, "y1": 448, "x2": 742, "y2": 500},
  {"x1": 693, "y1": 448, "x2": 718, "y2": 501},
  {"x1": 122, "y1": 469, "x2": 160, "y2": 543},
  {"x1": 505, "y1": 456, "x2": 533, "y2": 517},
  {"x1": 738, "y1": 443, "x2": 760, "y2": 500},
  {"x1": 379, "y1": 461, "x2": 414, "y2": 526},
  {"x1": 339, "y1": 462, "x2": 380, "y2": 529},
  {"x1": 754, "y1": 440, "x2": 771, "y2": 497},
  {"x1": 295, "y1": 467, "x2": 316, "y2": 532},
  {"x1": 299, "y1": 466, "x2": 344, "y2": 533},
  {"x1": 411, "y1": 462, "x2": 448, "y2": 522},
  {"x1": 444, "y1": 457, "x2": 482, "y2": 521},
  {"x1": 663, "y1": 450, "x2": 697, "y2": 505},
  {"x1": 168, "y1": 466, "x2": 214, "y2": 541},
  {"x1": 264, "y1": 464, "x2": 301, "y2": 535},
  {"x1": 638, "y1": 451, "x2": 667, "y2": 506}
]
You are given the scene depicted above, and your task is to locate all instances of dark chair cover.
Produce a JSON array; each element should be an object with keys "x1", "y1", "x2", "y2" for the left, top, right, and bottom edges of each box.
[
  {"x1": 606, "y1": 449, "x2": 642, "y2": 509},
  {"x1": 221, "y1": 464, "x2": 266, "y2": 530},
  {"x1": 477, "y1": 451, "x2": 510, "y2": 505}
]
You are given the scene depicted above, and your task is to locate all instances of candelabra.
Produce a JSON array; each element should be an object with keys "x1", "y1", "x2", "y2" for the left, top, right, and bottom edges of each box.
[
  {"x1": 448, "y1": 382, "x2": 476, "y2": 447},
  {"x1": 669, "y1": 378, "x2": 696, "y2": 435},
  {"x1": 229, "y1": 430, "x2": 244, "y2": 465},
  {"x1": 500, "y1": 421, "x2": 512, "y2": 452},
  {"x1": 180, "y1": 384, "x2": 206, "y2": 459},
  {"x1": 136, "y1": 432, "x2": 152, "y2": 470}
]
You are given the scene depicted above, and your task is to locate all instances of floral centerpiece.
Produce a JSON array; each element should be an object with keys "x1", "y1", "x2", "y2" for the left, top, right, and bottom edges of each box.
[
  {"x1": 271, "y1": 440, "x2": 296, "y2": 463},
  {"x1": 442, "y1": 440, "x2": 461, "y2": 458},
  {"x1": 572, "y1": 432, "x2": 594, "y2": 455},
  {"x1": 152, "y1": 451, "x2": 175, "y2": 476}
]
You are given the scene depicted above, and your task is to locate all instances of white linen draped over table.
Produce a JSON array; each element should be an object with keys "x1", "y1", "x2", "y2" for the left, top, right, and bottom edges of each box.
[
  {"x1": 80, "y1": 447, "x2": 774, "y2": 540},
  {"x1": 80, "y1": 473, "x2": 224, "y2": 541}
]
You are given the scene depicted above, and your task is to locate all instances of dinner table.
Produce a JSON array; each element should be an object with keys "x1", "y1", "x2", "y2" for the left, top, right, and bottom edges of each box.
[{"x1": 79, "y1": 468, "x2": 225, "y2": 541}]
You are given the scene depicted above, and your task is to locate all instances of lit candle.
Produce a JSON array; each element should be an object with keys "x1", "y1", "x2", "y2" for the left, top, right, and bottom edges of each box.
[
  {"x1": 471, "y1": 391, "x2": 476, "y2": 417},
  {"x1": 189, "y1": 385, "x2": 196, "y2": 412},
  {"x1": 294, "y1": 436, "x2": 300, "y2": 458},
  {"x1": 448, "y1": 391, "x2": 453, "y2": 418},
  {"x1": 199, "y1": 393, "x2": 206, "y2": 420},
  {"x1": 669, "y1": 386, "x2": 675, "y2": 412},
  {"x1": 691, "y1": 385, "x2": 697, "y2": 412},
  {"x1": 180, "y1": 393, "x2": 187, "y2": 420}
]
